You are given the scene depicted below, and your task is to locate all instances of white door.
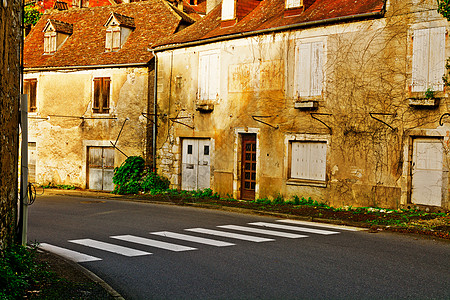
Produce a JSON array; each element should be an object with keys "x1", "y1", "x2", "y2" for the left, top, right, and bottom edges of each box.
[
  {"x1": 411, "y1": 138, "x2": 444, "y2": 206},
  {"x1": 88, "y1": 147, "x2": 115, "y2": 191},
  {"x1": 182, "y1": 139, "x2": 211, "y2": 190}
]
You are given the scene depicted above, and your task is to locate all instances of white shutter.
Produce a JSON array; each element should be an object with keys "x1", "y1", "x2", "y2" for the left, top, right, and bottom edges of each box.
[
  {"x1": 208, "y1": 53, "x2": 219, "y2": 100},
  {"x1": 44, "y1": 36, "x2": 49, "y2": 53},
  {"x1": 311, "y1": 42, "x2": 323, "y2": 96},
  {"x1": 105, "y1": 29, "x2": 112, "y2": 51},
  {"x1": 221, "y1": 0, "x2": 235, "y2": 20},
  {"x1": 412, "y1": 29, "x2": 429, "y2": 92},
  {"x1": 291, "y1": 141, "x2": 326, "y2": 181},
  {"x1": 309, "y1": 142, "x2": 326, "y2": 181},
  {"x1": 291, "y1": 142, "x2": 301, "y2": 178},
  {"x1": 429, "y1": 27, "x2": 446, "y2": 92},
  {"x1": 199, "y1": 54, "x2": 208, "y2": 100},
  {"x1": 296, "y1": 43, "x2": 311, "y2": 97},
  {"x1": 286, "y1": 0, "x2": 301, "y2": 9}
]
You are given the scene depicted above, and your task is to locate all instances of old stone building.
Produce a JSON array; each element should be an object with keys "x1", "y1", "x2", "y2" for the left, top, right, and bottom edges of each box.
[
  {"x1": 23, "y1": 0, "x2": 196, "y2": 191},
  {"x1": 0, "y1": 0, "x2": 21, "y2": 246},
  {"x1": 151, "y1": 0, "x2": 450, "y2": 210}
]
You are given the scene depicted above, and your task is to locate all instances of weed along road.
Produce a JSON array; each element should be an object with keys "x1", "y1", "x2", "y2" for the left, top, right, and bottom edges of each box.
[{"x1": 28, "y1": 195, "x2": 450, "y2": 300}]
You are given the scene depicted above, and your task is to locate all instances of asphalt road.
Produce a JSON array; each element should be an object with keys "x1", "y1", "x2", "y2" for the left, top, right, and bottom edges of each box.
[{"x1": 28, "y1": 195, "x2": 450, "y2": 300}]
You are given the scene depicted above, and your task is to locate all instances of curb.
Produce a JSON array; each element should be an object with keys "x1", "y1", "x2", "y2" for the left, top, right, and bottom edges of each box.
[{"x1": 39, "y1": 248, "x2": 125, "y2": 300}]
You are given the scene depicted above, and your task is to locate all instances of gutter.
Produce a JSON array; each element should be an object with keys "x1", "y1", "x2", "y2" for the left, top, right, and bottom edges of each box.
[
  {"x1": 151, "y1": 52, "x2": 158, "y2": 172},
  {"x1": 23, "y1": 62, "x2": 150, "y2": 72},
  {"x1": 152, "y1": 10, "x2": 385, "y2": 52}
]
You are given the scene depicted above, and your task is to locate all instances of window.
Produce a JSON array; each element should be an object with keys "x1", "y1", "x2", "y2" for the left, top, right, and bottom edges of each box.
[
  {"x1": 23, "y1": 79, "x2": 37, "y2": 112},
  {"x1": 286, "y1": 0, "x2": 302, "y2": 9},
  {"x1": 290, "y1": 141, "x2": 326, "y2": 182},
  {"x1": 44, "y1": 32, "x2": 57, "y2": 54},
  {"x1": 93, "y1": 78, "x2": 110, "y2": 113},
  {"x1": 295, "y1": 41, "x2": 323, "y2": 97},
  {"x1": 221, "y1": 0, "x2": 235, "y2": 20},
  {"x1": 198, "y1": 51, "x2": 219, "y2": 101},
  {"x1": 105, "y1": 28, "x2": 121, "y2": 52},
  {"x1": 412, "y1": 27, "x2": 446, "y2": 92}
]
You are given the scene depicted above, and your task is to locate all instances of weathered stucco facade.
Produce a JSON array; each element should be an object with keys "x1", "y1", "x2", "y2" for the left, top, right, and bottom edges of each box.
[
  {"x1": 24, "y1": 67, "x2": 151, "y2": 189},
  {"x1": 23, "y1": 1, "x2": 195, "y2": 190},
  {"x1": 153, "y1": 0, "x2": 450, "y2": 210},
  {"x1": 1, "y1": 0, "x2": 21, "y2": 246}
]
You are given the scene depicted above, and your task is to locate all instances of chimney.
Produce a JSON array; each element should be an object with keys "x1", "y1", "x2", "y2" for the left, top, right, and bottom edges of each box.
[{"x1": 206, "y1": 0, "x2": 221, "y2": 14}]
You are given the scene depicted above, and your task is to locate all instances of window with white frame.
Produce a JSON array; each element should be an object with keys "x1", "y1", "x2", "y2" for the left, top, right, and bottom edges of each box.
[
  {"x1": 294, "y1": 40, "x2": 324, "y2": 97},
  {"x1": 198, "y1": 51, "x2": 220, "y2": 101},
  {"x1": 221, "y1": 0, "x2": 235, "y2": 20},
  {"x1": 105, "y1": 27, "x2": 121, "y2": 52},
  {"x1": 290, "y1": 141, "x2": 326, "y2": 181},
  {"x1": 411, "y1": 27, "x2": 446, "y2": 92},
  {"x1": 286, "y1": 0, "x2": 302, "y2": 9}
]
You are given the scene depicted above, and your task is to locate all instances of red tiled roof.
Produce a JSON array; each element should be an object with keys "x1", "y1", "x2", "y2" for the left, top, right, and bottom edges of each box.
[
  {"x1": 24, "y1": 0, "x2": 192, "y2": 69},
  {"x1": 153, "y1": 0, "x2": 385, "y2": 48}
]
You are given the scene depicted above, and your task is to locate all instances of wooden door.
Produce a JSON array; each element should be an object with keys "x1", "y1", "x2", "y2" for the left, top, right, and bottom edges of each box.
[
  {"x1": 181, "y1": 139, "x2": 211, "y2": 191},
  {"x1": 88, "y1": 147, "x2": 115, "y2": 191},
  {"x1": 411, "y1": 138, "x2": 443, "y2": 206},
  {"x1": 241, "y1": 134, "x2": 256, "y2": 200}
]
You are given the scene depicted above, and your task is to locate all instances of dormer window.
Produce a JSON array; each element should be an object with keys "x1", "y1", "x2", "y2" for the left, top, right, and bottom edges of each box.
[
  {"x1": 221, "y1": 0, "x2": 235, "y2": 21},
  {"x1": 286, "y1": 0, "x2": 301, "y2": 9},
  {"x1": 104, "y1": 12, "x2": 135, "y2": 52},
  {"x1": 43, "y1": 19, "x2": 73, "y2": 54}
]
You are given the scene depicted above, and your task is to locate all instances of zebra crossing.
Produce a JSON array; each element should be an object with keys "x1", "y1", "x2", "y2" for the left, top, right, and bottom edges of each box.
[{"x1": 38, "y1": 220, "x2": 359, "y2": 263}]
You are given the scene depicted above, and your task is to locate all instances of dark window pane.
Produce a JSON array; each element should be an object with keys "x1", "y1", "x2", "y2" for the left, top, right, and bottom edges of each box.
[
  {"x1": 245, "y1": 172, "x2": 250, "y2": 179},
  {"x1": 252, "y1": 153, "x2": 256, "y2": 161},
  {"x1": 245, "y1": 182, "x2": 250, "y2": 189},
  {"x1": 187, "y1": 145, "x2": 193, "y2": 154},
  {"x1": 245, "y1": 162, "x2": 250, "y2": 170},
  {"x1": 204, "y1": 145, "x2": 209, "y2": 155},
  {"x1": 251, "y1": 173, "x2": 256, "y2": 180},
  {"x1": 251, "y1": 182, "x2": 255, "y2": 189},
  {"x1": 252, "y1": 143, "x2": 256, "y2": 151},
  {"x1": 246, "y1": 153, "x2": 251, "y2": 160},
  {"x1": 252, "y1": 163, "x2": 256, "y2": 170},
  {"x1": 246, "y1": 144, "x2": 251, "y2": 151}
]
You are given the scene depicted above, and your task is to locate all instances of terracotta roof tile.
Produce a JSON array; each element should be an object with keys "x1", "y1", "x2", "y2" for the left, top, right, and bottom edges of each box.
[
  {"x1": 24, "y1": 0, "x2": 190, "y2": 69},
  {"x1": 46, "y1": 19, "x2": 73, "y2": 34},
  {"x1": 109, "y1": 12, "x2": 136, "y2": 28},
  {"x1": 153, "y1": 0, "x2": 385, "y2": 48}
]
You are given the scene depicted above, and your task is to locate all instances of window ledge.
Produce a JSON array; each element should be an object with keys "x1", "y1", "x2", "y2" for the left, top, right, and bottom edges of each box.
[
  {"x1": 196, "y1": 100, "x2": 215, "y2": 112},
  {"x1": 294, "y1": 100, "x2": 319, "y2": 110},
  {"x1": 408, "y1": 97, "x2": 440, "y2": 107},
  {"x1": 287, "y1": 178, "x2": 327, "y2": 188}
]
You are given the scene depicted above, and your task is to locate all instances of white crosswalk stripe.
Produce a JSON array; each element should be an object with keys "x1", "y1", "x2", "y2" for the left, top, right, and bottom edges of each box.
[
  {"x1": 276, "y1": 219, "x2": 360, "y2": 231},
  {"x1": 40, "y1": 243, "x2": 102, "y2": 262},
  {"x1": 185, "y1": 228, "x2": 275, "y2": 242},
  {"x1": 249, "y1": 222, "x2": 339, "y2": 235},
  {"x1": 111, "y1": 235, "x2": 197, "y2": 252},
  {"x1": 69, "y1": 239, "x2": 152, "y2": 257},
  {"x1": 151, "y1": 231, "x2": 235, "y2": 247},
  {"x1": 217, "y1": 225, "x2": 308, "y2": 238}
]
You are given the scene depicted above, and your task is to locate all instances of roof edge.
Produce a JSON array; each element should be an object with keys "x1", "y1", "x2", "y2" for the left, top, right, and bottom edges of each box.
[
  {"x1": 24, "y1": 62, "x2": 151, "y2": 72},
  {"x1": 152, "y1": 10, "x2": 385, "y2": 52}
]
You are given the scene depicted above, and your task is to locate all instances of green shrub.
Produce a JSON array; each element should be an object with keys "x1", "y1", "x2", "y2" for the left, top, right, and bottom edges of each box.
[
  {"x1": 272, "y1": 194, "x2": 285, "y2": 204},
  {"x1": 141, "y1": 171, "x2": 170, "y2": 192},
  {"x1": 113, "y1": 156, "x2": 145, "y2": 194}
]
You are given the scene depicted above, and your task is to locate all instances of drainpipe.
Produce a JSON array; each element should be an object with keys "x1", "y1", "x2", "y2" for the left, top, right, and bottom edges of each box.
[{"x1": 152, "y1": 52, "x2": 158, "y2": 172}]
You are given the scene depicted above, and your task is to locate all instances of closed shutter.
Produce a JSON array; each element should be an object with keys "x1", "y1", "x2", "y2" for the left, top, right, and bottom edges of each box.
[
  {"x1": 311, "y1": 42, "x2": 323, "y2": 96},
  {"x1": 429, "y1": 27, "x2": 445, "y2": 91},
  {"x1": 412, "y1": 29, "x2": 429, "y2": 92},
  {"x1": 199, "y1": 54, "x2": 208, "y2": 100},
  {"x1": 93, "y1": 78, "x2": 101, "y2": 111},
  {"x1": 44, "y1": 36, "x2": 49, "y2": 53},
  {"x1": 105, "y1": 29, "x2": 112, "y2": 51},
  {"x1": 50, "y1": 34, "x2": 57, "y2": 53},
  {"x1": 112, "y1": 29, "x2": 121, "y2": 51},
  {"x1": 208, "y1": 53, "x2": 219, "y2": 100},
  {"x1": 102, "y1": 78, "x2": 110, "y2": 113},
  {"x1": 291, "y1": 141, "x2": 326, "y2": 181},
  {"x1": 296, "y1": 43, "x2": 311, "y2": 97},
  {"x1": 28, "y1": 79, "x2": 37, "y2": 112}
]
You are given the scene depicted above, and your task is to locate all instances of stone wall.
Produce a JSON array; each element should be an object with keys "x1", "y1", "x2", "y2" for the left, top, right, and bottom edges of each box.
[{"x1": 0, "y1": 0, "x2": 21, "y2": 247}]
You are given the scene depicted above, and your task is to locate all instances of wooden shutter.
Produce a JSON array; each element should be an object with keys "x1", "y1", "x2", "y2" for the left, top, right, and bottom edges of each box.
[
  {"x1": 199, "y1": 54, "x2": 208, "y2": 100},
  {"x1": 105, "y1": 29, "x2": 112, "y2": 51},
  {"x1": 44, "y1": 36, "x2": 49, "y2": 54},
  {"x1": 286, "y1": 0, "x2": 301, "y2": 8},
  {"x1": 28, "y1": 79, "x2": 37, "y2": 112},
  {"x1": 93, "y1": 78, "x2": 101, "y2": 111},
  {"x1": 102, "y1": 78, "x2": 110, "y2": 113},
  {"x1": 50, "y1": 33, "x2": 57, "y2": 53},
  {"x1": 112, "y1": 29, "x2": 121, "y2": 51},
  {"x1": 309, "y1": 142, "x2": 326, "y2": 181},
  {"x1": 311, "y1": 41, "x2": 323, "y2": 96},
  {"x1": 296, "y1": 43, "x2": 311, "y2": 97},
  {"x1": 429, "y1": 27, "x2": 446, "y2": 91},
  {"x1": 412, "y1": 28, "x2": 429, "y2": 92},
  {"x1": 291, "y1": 141, "x2": 326, "y2": 181},
  {"x1": 208, "y1": 53, "x2": 219, "y2": 100}
]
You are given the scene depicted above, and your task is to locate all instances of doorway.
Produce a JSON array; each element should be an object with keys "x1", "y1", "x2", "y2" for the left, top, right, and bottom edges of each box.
[
  {"x1": 411, "y1": 138, "x2": 444, "y2": 206},
  {"x1": 181, "y1": 138, "x2": 211, "y2": 191},
  {"x1": 241, "y1": 134, "x2": 256, "y2": 200},
  {"x1": 87, "y1": 147, "x2": 115, "y2": 191}
]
